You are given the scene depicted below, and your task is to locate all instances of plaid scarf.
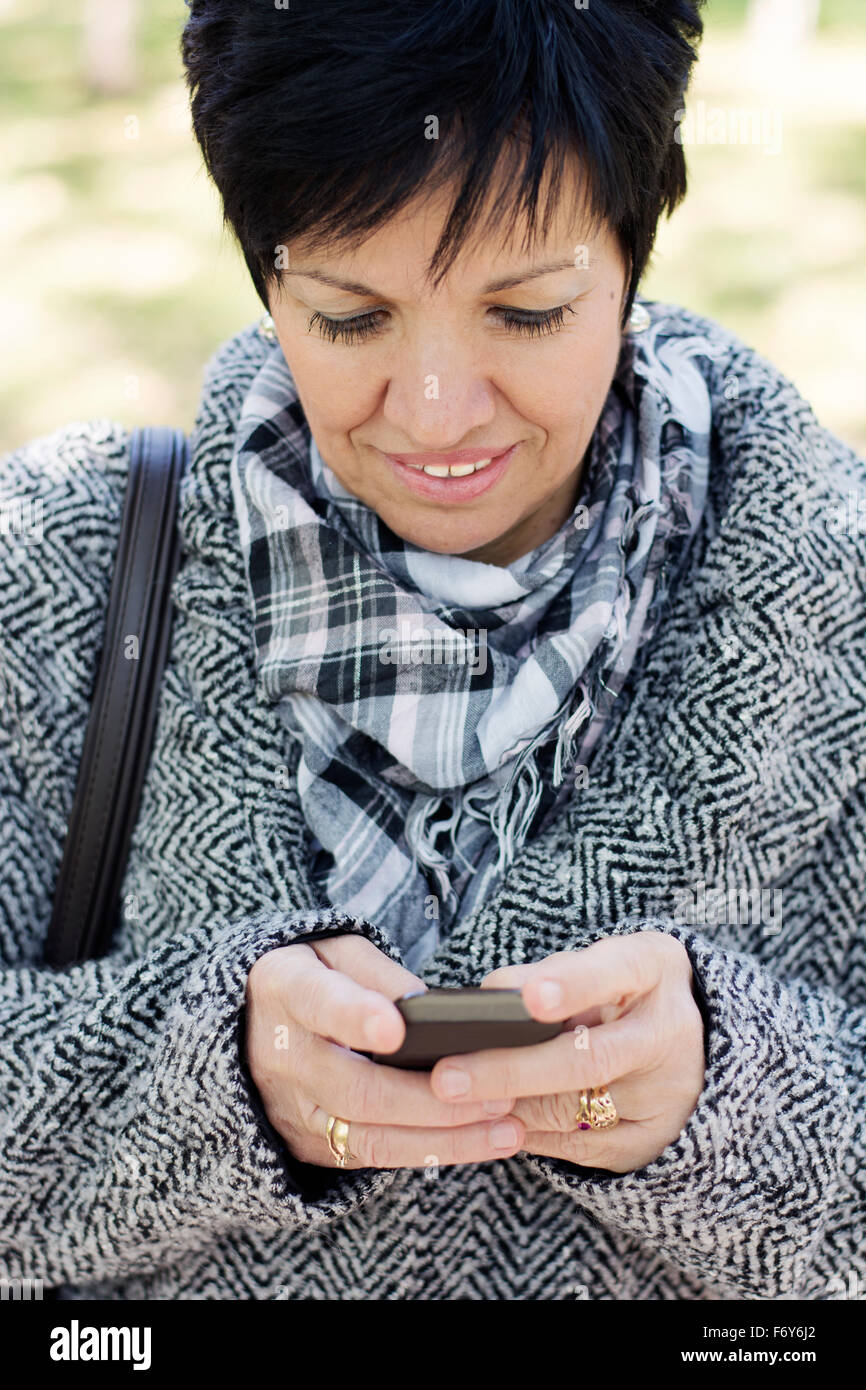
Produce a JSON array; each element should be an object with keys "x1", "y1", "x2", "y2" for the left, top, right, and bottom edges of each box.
[{"x1": 231, "y1": 306, "x2": 717, "y2": 970}]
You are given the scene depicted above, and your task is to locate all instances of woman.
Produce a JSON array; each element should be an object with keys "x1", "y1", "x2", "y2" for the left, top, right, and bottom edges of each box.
[{"x1": 1, "y1": 0, "x2": 863, "y2": 1302}]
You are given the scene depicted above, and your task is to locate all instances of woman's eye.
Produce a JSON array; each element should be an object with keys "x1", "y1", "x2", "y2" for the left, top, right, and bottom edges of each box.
[
  {"x1": 493, "y1": 304, "x2": 575, "y2": 337},
  {"x1": 307, "y1": 302, "x2": 575, "y2": 345},
  {"x1": 307, "y1": 309, "x2": 387, "y2": 344}
]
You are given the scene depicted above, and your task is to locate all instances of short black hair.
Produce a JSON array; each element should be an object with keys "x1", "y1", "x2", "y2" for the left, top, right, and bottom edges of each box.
[{"x1": 181, "y1": 0, "x2": 706, "y2": 328}]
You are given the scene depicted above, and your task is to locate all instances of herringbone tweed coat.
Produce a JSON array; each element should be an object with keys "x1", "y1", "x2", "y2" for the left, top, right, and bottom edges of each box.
[{"x1": 1, "y1": 301, "x2": 864, "y2": 1301}]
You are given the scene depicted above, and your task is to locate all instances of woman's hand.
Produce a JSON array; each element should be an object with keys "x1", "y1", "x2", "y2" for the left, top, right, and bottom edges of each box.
[
  {"x1": 428, "y1": 931, "x2": 706, "y2": 1174},
  {"x1": 245, "y1": 933, "x2": 525, "y2": 1170}
]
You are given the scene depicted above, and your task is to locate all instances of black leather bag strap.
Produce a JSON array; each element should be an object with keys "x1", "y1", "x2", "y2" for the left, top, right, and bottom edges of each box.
[{"x1": 44, "y1": 426, "x2": 190, "y2": 967}]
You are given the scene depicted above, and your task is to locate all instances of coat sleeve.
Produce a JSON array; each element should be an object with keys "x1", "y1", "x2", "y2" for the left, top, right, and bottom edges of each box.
[
  {"x1": 0, "y1": 909, "x2": 406, "y2": 1290},
  {"x1": 519, "y1": 918, "x2": 865, "y2": 1300},
  {"x1": 0, "y1": 424, "x2": 401, "y2": 1289}
]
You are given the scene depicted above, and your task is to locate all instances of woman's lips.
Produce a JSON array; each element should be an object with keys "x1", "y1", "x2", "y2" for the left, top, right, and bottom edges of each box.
[{"x1": 382, "y1": 443, "x2": 518, "y2": 501}]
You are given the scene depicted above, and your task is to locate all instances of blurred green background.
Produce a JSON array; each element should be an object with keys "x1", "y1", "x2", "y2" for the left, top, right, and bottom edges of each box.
[{"x1": 1, "y1": 0, "x2": 864, "y2": 453}]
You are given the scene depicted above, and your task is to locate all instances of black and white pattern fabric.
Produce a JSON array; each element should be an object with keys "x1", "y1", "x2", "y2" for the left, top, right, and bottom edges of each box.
[
  {"x1": 230, "y1": 308, "x2": 719, "y2": 968},
  {"x1": 1, "y1": 301, "x2": 865, "y2": 1300}
]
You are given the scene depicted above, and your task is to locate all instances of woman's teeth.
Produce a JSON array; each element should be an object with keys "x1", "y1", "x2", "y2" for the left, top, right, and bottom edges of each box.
[{"x1": 403, "y1": 457, "x2": 494, "y2": 477}]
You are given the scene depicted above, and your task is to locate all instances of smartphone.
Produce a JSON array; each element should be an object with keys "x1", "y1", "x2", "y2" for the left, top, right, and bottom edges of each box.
[{"x1": 367, "y1": 987, "x2": 562, "y2": 1070}]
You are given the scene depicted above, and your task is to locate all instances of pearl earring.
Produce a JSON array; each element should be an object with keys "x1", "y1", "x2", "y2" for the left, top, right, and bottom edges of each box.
[
  {"x1": 627, "y1": 301, "x2": 651, "y2": 333},
  {"x1": 259, "y1": 313, "x2": 277, "y2": 341}
]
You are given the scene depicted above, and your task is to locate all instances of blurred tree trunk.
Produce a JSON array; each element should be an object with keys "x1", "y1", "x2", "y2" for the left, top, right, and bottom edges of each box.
[{"x1": 82, "y1": 0, "x2": 139, "y2": 96}]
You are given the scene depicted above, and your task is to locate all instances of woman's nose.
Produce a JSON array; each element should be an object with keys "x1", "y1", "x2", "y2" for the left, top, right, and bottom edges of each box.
[{"x1": 381, "y1": 334, "x2": 498, "y2": 448}]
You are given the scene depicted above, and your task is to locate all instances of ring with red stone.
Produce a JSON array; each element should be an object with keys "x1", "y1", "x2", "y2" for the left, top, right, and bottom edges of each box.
[{"x1": 574, "y1": 1086, "x2": 619, "y2": 1131}]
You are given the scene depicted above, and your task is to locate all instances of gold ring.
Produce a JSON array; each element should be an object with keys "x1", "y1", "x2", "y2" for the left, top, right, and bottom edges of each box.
[
  {"x1": 325, "y1": 1114, "x2": 356, "y2": 1167},
  {"x1": 574, "y1": 1086, "x2": 619, "y2": 1131}
]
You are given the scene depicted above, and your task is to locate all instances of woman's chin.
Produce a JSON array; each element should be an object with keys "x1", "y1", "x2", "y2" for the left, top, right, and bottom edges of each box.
[{"x1": 385, "y1": 520, "x2": 508, "y2": 560}]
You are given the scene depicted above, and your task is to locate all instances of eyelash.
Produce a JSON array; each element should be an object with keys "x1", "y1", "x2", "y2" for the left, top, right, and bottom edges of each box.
[{"x1": 307, "y1": 303, "x2": 575, "y2": 345}]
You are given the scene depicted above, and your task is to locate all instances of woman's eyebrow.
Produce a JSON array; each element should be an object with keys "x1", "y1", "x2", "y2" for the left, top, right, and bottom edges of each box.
[
  {"x1": 483, "y1": 260, "x2": 580, "y2": 293},
  {"x1": 281, "y1": 258, "x2": 581, "y2": 298}
]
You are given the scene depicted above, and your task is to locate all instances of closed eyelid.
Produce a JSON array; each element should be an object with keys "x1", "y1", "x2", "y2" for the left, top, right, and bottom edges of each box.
[{"x1": 307, "y1": 302, "x2": 576, "y2": 345}]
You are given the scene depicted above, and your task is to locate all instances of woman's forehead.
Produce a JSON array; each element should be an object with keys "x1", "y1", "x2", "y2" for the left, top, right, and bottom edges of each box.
[{"x1": 279, "y1": 186, "x2": 612, "y2": 297}]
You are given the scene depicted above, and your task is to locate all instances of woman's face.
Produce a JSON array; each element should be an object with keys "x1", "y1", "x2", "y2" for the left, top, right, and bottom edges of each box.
[{"x1": 267, "y1": 167, "x2": 628, "y2": 567}]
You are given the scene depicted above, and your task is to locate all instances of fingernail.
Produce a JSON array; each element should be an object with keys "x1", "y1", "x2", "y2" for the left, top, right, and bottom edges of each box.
[
  {"x1": 439, "y1": 1067, "x2": 470, "y2": 1098},
  {"x1": 489, "y1": 1120, "x2": 520, "y2": 1150},
  {"x1": 537, "y1": 979, "x2": 563, "y2": 1011},
  {"x1": 483, "y1": 1099, "x2": 513, "y2": 1117}
]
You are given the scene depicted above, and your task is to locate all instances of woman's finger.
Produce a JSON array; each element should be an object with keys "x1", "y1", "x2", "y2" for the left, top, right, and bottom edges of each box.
[
  {"x1": 486, "y1": 932, "x2": 687, "y2": 1023},
  {"x1": 429, "y1": 1012, "x2": 654, "y2": 1103},
  {"x1": 505, "y1": 1073, "x2": 676, "y2": 1132},
  {"x1": 302, "y1": 1032, "x2": 516, "y2": 1128},
  {"x1": 509, "y1": 1081, "x2": 622, "y2": 1132},
  {"x1": 250, "y1": 944, "x2": 406, "y2": 1054},
  {"x1": 520, "y1": 1121, "x2": 651, "y2": 1174},
  {"x1": 304, "y1": 1104, "x2": 525, "y2": 1171},
  {"x1": 311, "y1": 932, "x2": 427, "y2": 1000}
]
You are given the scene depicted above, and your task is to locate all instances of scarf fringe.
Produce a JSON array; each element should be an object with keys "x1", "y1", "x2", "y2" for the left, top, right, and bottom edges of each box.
[
  {"x1": 402, "y1": 449, "x2": 706, "y2": 913},
  {"x1": 405, "y1": 678, "x2": 596, "y2": 894},
  {"x1": 404, "y1": 794, "x2": 461, "y2": 910}
]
